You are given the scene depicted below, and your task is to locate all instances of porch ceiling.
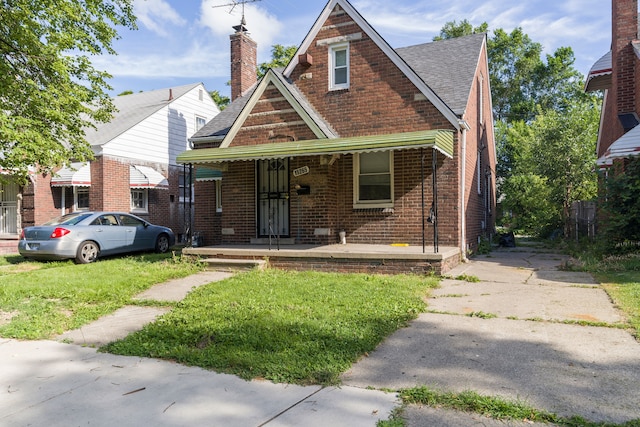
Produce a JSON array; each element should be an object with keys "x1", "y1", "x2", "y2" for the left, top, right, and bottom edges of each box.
[{"x1": 177, "y1": 129, "x2": 454, "y2": 165}]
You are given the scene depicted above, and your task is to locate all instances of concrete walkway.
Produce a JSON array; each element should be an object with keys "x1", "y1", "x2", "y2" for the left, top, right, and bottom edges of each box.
[
  {"x1": 2, "y1": 247, "x2": 640, "y2": 426},
  {"x1": 1, "y1": 270, "x2": 397, "y2": 427},
  {"x1": 342, "y1": 247, "x2": 640, "y2": 425}
]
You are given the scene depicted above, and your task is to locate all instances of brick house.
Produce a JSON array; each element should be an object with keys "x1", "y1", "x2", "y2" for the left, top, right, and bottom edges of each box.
[
  {"x1": 178, "y1": 0, "x2": 496, "y2": 261},
  {"x1": 585, "y1": 0, "x2": 640, "y2": 167},
  {"x1": 0, "y1": 83, "x2": 219, "y2": 253}
]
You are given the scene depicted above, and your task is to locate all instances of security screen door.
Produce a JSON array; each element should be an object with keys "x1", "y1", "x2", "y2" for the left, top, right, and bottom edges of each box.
[{"x1": 257, "y1": 159, "x2": 290, "y2": 238}]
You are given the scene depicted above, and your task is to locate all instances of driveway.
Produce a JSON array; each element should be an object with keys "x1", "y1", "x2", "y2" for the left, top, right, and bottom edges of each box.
[{"x1": 342, "y1": 246, "x2": 640, "y2": 425}]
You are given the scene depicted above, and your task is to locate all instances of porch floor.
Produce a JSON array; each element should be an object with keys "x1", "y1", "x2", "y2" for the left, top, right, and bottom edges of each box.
[{"x1": 182, "y1": 243, "x2": 461, "y2": 275}]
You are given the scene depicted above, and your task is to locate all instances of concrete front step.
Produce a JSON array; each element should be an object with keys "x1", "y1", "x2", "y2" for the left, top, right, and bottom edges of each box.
[{"x1": 203, "y1": 258, "x2": 267, "y2": 272}]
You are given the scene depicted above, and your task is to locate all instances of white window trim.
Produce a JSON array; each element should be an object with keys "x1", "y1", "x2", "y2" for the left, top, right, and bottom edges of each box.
[
  {"x1": 329, "y1": 43, "x2": 350, "y2": 91},
  {"x1": 130, "y1": 189, "x2": 149, "y2": 214},
  {"x1": 74, "y1": 187, "x2": 90, "y2": 211},
  {"x1": 353, "y1": 151, "x2": 394, "y2": 209},
  {"x1": 195, "y1": 115, "x2": 207, "y2": 131},
  {"x1": 215, "y1": 180, "x2": 222, "y2": 213}
]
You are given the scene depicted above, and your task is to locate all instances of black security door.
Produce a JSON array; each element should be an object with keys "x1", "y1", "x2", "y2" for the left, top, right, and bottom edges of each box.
[{"x1": 257, "y1": 159, "x2": 290, "y2": 238}]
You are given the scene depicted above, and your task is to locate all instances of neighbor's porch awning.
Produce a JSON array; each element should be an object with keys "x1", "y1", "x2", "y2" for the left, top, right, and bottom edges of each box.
[
  {"x1": 51, "y1": 162, "x2": 91, "y2": 187},
  {"x1": 130, "y1": 165, "x2": 169, "y2": 189},
  {"x1": 177, "y1": 130, "x2": 454, "y2": 164}
]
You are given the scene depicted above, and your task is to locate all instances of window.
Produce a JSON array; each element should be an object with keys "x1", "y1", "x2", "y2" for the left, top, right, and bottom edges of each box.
[
  {"x1": 330, "y1": 43, "x2": 349, "y2": 90},
  {"x1": 179, "y1": 172, "x2": 193, "y2": 203},
  {"x1": 215, "y1": 180, "x2": 222, "y2": 213},
  {"x1": 75, "y1": 187, "x2": 89, "y2": 211},
  {"x1": 354, "y1": 151, "x2": 393, "y2": 208},
  {"x1": 198, "y1": 89, "x2": 204, "y2": 101},
  {"x1": 131, "y1": 189, "x2": 148, "y2": 213},
  {"x1": 196, "y1": 116, "x2": 206, "y2": 131},
  {"x1": 479, "y1": 73, "x2": 484, "y2": 125}
]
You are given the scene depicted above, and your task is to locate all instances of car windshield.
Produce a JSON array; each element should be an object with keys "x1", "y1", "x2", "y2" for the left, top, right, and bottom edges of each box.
[{"x1": 43, "y1": 212, "x2": 94, "y2": 226}]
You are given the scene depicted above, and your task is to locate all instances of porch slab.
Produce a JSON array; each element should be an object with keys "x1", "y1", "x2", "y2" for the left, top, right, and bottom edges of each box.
[{"x1": 183, "y1": 243, "x2": 461, "y2": 275}]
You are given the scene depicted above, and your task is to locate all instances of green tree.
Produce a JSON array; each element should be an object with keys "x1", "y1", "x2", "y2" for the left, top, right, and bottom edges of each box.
[
  {"x1": 257, "y1": 44, "x2": 297, "y2": 79},
  {"x1": 437, "y1": 20, "x2": 600, "y2": 237},
  {"x1": 210, "y1": 90, "x2": 230, "y2": 111},
  {"x1": 600, "y1": 157, "x2": 640, "y2": 251},
  {"x1": 0, "y1": 0, "x2": 136, "y2": 183}
]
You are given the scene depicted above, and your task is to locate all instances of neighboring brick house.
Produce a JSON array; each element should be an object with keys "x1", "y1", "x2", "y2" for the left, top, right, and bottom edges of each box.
[
  {"x1": 178, "y1": 0, "x2": 496, "y2": 257},
  {"x1": 0, "y1": 83, "x2": 219, "y2": 252},
  {"x1": 585, "y1": 0, "x2": 640, "y2": 167}
]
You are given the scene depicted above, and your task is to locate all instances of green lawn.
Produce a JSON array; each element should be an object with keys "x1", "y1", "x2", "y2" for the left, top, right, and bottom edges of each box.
[
  {"x1": 0, "y1": 253, "x2": 204, "y2": 339},
  {"x1": 103, "y1": 269, "x2": 439, "y2": 385}
]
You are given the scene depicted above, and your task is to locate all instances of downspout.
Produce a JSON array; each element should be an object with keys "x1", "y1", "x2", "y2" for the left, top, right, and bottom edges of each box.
[{"x1": 459, "y1": 119, "x2": 471, "y2": 261}]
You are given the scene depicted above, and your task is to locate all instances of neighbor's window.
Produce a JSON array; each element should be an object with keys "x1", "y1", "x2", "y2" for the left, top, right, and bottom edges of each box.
[
  {"x1": 330, "y1": 43, "x2": 349, "y2": 90},
  {"x1": 196, "y1": 115, "x2": 207, "y2": 131},
  {"x1": 215, "y1": 180, "x2": 222, "y2": 213},
  {"x1": 131, "y1": 189, "x2": 148, "y2": 213},
  {"x1": 75, "y1": 187, "x2": 89, "y2": 211},
  {"x1": 354, "y1": 151, "x2": 393, "y2": 208}
]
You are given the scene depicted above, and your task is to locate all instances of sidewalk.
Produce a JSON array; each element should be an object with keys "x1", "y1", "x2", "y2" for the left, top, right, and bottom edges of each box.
[
  {"x1": 342, "y1": 247, "x2": 640, "y2": 425},
  {"x1": 1, "y1": 270, "x2": 397, "y2": 427},
  {"x1": 2, "y1": 248, "x2": 639, "y2": 426}
]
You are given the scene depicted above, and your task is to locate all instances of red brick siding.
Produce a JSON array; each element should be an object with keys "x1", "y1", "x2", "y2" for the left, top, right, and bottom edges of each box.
[{"x1": 230, "y1": 31, "x2": 257, "y2": 101}]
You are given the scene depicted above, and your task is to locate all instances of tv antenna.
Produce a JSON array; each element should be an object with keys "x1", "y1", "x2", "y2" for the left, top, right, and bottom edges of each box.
[{"x1": 212, "y1": 0, "x2": 262, "y2": 30}]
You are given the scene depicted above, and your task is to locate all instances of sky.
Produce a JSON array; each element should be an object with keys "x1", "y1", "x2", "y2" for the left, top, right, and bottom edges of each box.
[{"x1": 95, "y1": 0, "x2": 615, "y2": 98}]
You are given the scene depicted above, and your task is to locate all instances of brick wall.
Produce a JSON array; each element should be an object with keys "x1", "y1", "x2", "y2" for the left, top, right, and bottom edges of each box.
[{"x1": 230, "y1": 30, "x2": 257, "y2": 101}]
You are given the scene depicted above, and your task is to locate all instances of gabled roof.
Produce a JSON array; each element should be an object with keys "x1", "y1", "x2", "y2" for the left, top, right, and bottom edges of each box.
[
  {"x1": 85, "y1": 83, "x2": 204, "y2": 146},
  {"x1": 283, "y1": 0, "x2": 461, "y2": 129},
  {"x1": 396, "y1": 33, "x2": 486, "y2": 116}
]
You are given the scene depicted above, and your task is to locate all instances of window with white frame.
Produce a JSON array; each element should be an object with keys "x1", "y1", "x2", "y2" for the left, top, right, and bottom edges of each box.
[
  {"x1": 131, "y1": 189, "x2": 148, "y2": 213},
  {"x1": 215, "y1": 180, "x2": 222, "y2": 212},
  {"x1": 329, "y1": 43, "x2": 349, "y2": 90},
  {"x1": 75, "y1": 187, "x2": 89, "y2": 211},
  {"x1": 354, "y1": 151, "x2": 393, "y2": 208},
  {"x1": 195, "y1": 115, "x2": 207, "y2": 131}
]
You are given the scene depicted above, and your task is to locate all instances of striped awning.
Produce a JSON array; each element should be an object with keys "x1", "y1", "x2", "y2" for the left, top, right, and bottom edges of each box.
[
  {"x1": 597, "y1": 123, "x2": 640, "y2": 168},
  {"x1": 177, "y1": 130, "x2": 455, "y2": 165},
  {"x1": 51, "y1": 163, "x2": 91, "y2": 187},
  {"x1": 129, "y1": 165, "x2": 169, "y2": 189}
]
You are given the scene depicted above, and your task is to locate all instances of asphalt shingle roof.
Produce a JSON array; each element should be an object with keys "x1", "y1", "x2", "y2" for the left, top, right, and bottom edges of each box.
[
  {"x1": 85, "y1": 83, "x2": 203, "y2": 146},
  {"x1": 191, "y1": 33, "x2": 486, "y2": 142},
  {"x1": 396, "y1": 33, "x2": 486, "y2": 116}
]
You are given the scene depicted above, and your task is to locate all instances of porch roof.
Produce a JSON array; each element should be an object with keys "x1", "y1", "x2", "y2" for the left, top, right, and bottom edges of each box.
[{"x1": 177, "y1": 129, "x2": 454, "y2": 165}]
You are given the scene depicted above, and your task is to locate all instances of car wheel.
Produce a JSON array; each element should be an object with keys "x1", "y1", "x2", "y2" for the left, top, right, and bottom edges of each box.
[
  {"x1": 155, "y1": 234, "x2": 170, "y2": 253},
  {"x1": 76, "y1": 241, "x2": 99, "y2": 264}
]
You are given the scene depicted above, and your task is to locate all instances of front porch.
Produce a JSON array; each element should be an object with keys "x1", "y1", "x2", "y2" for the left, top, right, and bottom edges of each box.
[{"x1": 183, "y1": 243, "x2": 461, "y2": 275}]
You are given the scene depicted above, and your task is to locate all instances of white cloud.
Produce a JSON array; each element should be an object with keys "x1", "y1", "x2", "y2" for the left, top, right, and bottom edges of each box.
[
  {"x1": 199, "y1": 0, "x2": 283, "y2": 61},
  {"x1": 133, "y1": 0, "x2": 187, "y2": 37},
  {"x1": 95, "y1": 41, "x2": 228, "y2": 79}
]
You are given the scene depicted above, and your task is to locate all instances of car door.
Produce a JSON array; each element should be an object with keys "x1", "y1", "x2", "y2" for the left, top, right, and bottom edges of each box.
[
  {"x1": 118, "y1": 214, "x2": 154, "y2": 250},
  {"x1": 89, "y1": 214, "x2": 128, "y2": 253}
]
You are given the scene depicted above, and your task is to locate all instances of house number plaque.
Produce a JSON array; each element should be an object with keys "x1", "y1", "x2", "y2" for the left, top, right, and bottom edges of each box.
[{"x1": 293, "y1": 166, "x2": 310, "y2": 177}]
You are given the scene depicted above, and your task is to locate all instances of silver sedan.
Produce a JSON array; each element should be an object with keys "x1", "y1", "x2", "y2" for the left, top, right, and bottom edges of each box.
[{"x1": 19, "y1": 212, "x2": 176, "y2": 264}]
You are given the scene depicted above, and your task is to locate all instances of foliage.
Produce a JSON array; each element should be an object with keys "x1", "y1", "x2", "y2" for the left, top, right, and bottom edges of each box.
[
  {"x1": 103, "y1": 269, "x2": 439, "y2": 385},
  {"x1": 210, "y1": 89, "x2": 230, "y2": 111},
  {"x1": 600, "y1": 157, "x2": 640, "y2": 250},
  {"x1": 0, "y1": 253, "x2": 204, "y2": 339},
  {"x1": 0, "y1": 0, "x2": 136, "y2": 183},
  {"x1": 432, "y1": 19, "x2": 488, "y2": 41},
  {"x1": 398, "y1": 386, "x2": 639, "y2": 426},
  {"x1": 257, "y1": 44, "x2": 297, "y2": 79}
]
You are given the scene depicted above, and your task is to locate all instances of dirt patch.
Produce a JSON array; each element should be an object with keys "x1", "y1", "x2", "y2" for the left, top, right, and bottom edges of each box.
[{"x1": 0, "y1": 310, "x2": 18, "y2": 326}]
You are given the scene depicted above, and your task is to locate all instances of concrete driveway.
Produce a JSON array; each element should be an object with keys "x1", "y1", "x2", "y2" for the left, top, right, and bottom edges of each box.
[{"x1": 342, "y1": 247, "x2": 640, "y2": 425}]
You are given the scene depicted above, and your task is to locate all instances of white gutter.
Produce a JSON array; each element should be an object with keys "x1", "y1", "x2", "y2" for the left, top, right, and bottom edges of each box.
[{"x1": 459, "y1": 119, "x2": 471, "y2": 261}]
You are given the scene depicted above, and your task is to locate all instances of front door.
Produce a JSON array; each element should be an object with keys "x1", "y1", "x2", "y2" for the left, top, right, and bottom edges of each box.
[
  {"x1": 257, "y1": 159, "x2": 289, "y2": 238},
  {"x1": 0, "y1": 180, "x2": 19, "y2": 235}
]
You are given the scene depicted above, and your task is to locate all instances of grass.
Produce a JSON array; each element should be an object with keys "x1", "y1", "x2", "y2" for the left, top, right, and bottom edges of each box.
[
  {"x1": 102, "y1": 269, "x2": 439, "y2": 385},
  {"x1": 0, "y1": 252, "x2": 204, "y2": 339},
  {"x1": 385, "y1": 386, "x2": 640, "y2": 427}
]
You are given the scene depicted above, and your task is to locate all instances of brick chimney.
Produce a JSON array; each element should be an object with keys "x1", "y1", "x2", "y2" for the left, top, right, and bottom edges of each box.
[
  {"x1": 612, "y1": 0, "x2": 639, "y2": 130},
  {"x1": 230, "y1": 21, "x2": 257, "y2": 101}
]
